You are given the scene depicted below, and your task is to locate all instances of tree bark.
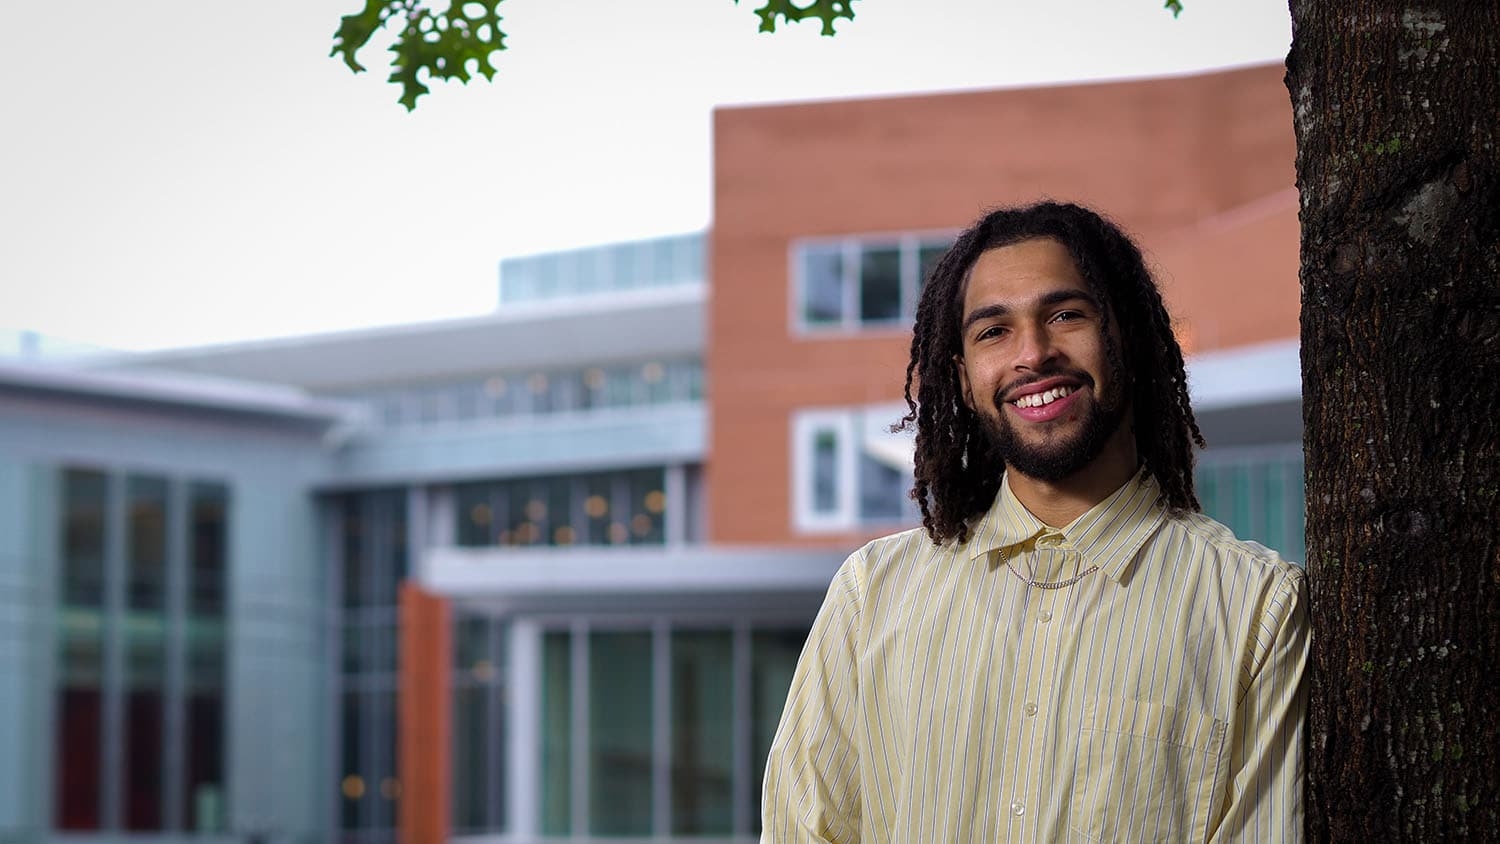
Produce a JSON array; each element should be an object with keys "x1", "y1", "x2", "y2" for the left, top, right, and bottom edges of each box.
[{"x1": 1287, "y1": 1, "x2": 1500, "y2": 839}]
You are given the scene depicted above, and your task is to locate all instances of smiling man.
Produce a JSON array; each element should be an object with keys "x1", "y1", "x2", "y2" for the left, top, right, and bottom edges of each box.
[{"x1": 763, "y1": 202, "x2": 1308, "y2": 842}]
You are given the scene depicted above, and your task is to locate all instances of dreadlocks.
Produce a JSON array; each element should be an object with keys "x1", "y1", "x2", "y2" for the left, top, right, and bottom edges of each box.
[{"x1": 898, "y1": 201, "x2": 1205, "y2": 545}]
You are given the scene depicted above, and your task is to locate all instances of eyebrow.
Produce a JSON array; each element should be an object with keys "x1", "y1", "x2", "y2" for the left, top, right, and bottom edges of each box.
[{"x1": 961, "y1": 288, "x2": 1100, "y2": 334}]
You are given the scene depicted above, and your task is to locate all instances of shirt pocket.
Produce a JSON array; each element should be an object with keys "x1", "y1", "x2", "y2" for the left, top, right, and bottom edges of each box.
[{"x1": 1068, "y1": 697, "x2": 1229, "y2": 843}]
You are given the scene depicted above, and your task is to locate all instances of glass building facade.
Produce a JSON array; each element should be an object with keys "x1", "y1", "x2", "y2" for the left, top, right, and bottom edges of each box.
[
  {"x1": 499, "y1": 233, "x2": 705, "y2": 305},
  {"x1": 52, "y1": 469, "x2": 228, "y2": 833},
  {"x1": 339, "y1": 359, "x2": 704, "y2": 432},
  {"x1": 1197, "y1": 445, "x2": 1307, "y2": 564},
  {"x1": 333, "y1": 490, "x2": 408, "y2": 843}
]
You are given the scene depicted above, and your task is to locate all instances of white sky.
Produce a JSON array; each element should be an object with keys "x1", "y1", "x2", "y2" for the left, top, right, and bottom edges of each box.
[{"x1": 0, "y1": 0, "x2": 1291, "y2": 352}]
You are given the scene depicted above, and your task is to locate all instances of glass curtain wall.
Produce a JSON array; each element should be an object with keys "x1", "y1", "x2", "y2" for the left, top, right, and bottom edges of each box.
[
  {"x1": 1196, "y1": 447, "x2": 1306, "y2": 563},
  {"x1": 346, "y1": 358, "x2": 704, "y2": 432},
  {"x1": 56, "y1": 469, "x2": 107, "y2": 830},
  {"x1": 52, "y1": 469, "x2": 228, "y2": 833},
  {"x1": 454, "y1": 467, "x2": 667, "y2": 549},
  {"x1": 334, "y1": 489, "x2": 408, "y2": 843},
  {"x1": 530, "y1": 622, "x2": 808, "y2": 838},
  {"x1": 184, "y1": 483, "x2": 228, "y2": 830},
  {"x1": 451, "y1": 612, "x2": 507, "y2": 833},
  {"x1": 122, "y1": 476, "x2": 167, "y2": 830}
]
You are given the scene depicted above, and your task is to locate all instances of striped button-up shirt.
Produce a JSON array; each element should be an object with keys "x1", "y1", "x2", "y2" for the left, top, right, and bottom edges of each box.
[{"x1": 763, "y1": 470, "x2": 1307, "y2": 842}]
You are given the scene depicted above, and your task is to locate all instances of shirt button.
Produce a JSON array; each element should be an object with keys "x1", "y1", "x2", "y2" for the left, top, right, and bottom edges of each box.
[
  {"x1": 1038, "y1": 609, "x2": 1053, "y2": 623},
  {"x1": 1024, "y1": 702, "x2": 1038, "y2": 717},
  {"x1": 1011, "y1": 801, "x2": 1026, "y2": 817}
]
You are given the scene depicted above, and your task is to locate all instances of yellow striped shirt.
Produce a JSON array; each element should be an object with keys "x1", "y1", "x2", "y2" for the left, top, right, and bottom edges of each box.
[{"x1": 764, "y1": 470, "x2": 1307, "y2": 842}]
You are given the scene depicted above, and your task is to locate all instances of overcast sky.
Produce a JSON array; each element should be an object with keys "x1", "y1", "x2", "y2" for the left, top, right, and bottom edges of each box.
[{"x1": 0, "y1": 0, "x2": 1292, "y2": 352}]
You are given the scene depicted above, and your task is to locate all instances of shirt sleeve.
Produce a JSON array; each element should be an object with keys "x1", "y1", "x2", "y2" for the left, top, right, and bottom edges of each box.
[
  {"x1": 1210, "y1": 567, "x2": 1309, "y2": 842},
  {"x1": 761, "y1": 553, "x2": 865, "y2": 844}
]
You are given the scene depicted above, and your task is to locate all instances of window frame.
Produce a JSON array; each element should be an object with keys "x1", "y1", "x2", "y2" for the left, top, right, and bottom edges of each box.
[
  {"x1": 789, "y1": 230, "x2": 956, "y2": 335},
  {"x1": 791, "y1": 403, "x2": 916, "y2": 534}
]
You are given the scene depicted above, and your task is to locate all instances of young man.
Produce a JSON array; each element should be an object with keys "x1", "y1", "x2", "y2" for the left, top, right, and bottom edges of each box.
[{"x1": 763, "y1": 202, "x2": 1307, "y2": 842}]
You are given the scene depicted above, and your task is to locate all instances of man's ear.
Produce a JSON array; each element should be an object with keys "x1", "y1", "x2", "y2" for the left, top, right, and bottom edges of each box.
[{"x1": 954, "y1": 355, "x2": 974, "y2": 410}]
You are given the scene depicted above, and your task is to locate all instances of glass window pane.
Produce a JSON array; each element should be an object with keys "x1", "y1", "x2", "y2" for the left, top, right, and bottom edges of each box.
[
  {"x1": 1230, "y1": 466, "x2": 1253, "y2": 538},
  {"x1": 917, "y1": 239, "x2": 951, "y2": 292},
  {"x1": 61, "y1": 469, "x2": 107, "y2": 608},
  {"x1": 183, "y1": 688, "x2": 226, "y2": 832},
  {"x1": 750, "y1": 628, "x2": 809, "y2": 834},
  {"x1": 1289, "y1": 458, "x2": 1306, "y2": 564},
  {"x1": 452, "y1": 685, "x2": 490, "y2": 830},
  {"x1": 801, "y1": 245, "x2": 844, "y2": 325},
  {"x1": 859, "y1": 245, "x2": 902, "y2": 322},
  {"x1": 185, "y1": 482, "x2": 227, "y2": 832},
  {"x1": 340, "y1": 691, "x2": 363, "y2": 830},
  {"x1": 127, "y1": 476, "x2": 167, "y2": 611},
  {"x1": 541, "y1": 631, "x2": 572, "y2": 835},
  {"x1": 627, "y1": 468, "x2": 666, "y2": 545},
  {"x1": 653, "y1": 238, "x2": 677, "y2": 286},
  {"x1": 1260, "y1": 462, "x2": 1283, "y2": 552},
  {"x1": 681, "y1": 235, "x2": 704, "y2": 282},
  {"x1": 189, "y1": 483, "x2": 227, "y2": 616},
  {"x1": 858, "y1": 451, "x2": 906, "y2": 523},
  {"x1": 547, "y1": 478, "x2": 574, "y2": 547},
  {"x1": 456, "y1": 483, "x2": 494, "y2": 547},
  {"x1": 55, "y1": 686, "x2": 103, "y2": 830},
  {"x1": 812, "y1": 429, "x2": 839, "y2": 514},
  {"x1": 1196, "y1": 465, "x2": 1217, "y2": 517},
  {"x1": 582, "y1": 474, "x2": 613, "y2": 545},
  {"x1": 589, "y1": 631, "x2": 654, "y2": 835},
  {"x1": 671, "y1": 631, "x2": 734, "y2": 834},
  {"x1": 613, "y1": 244, "x2": 640, "y2": 290},
  {"x1": 123, "y1": 668, "x2": 165, "y2": 830},
  {"x1": 642, "y1": 361, "x2": 670, "y2": 404},
  {"x1": 56, "y1": 468, "x2": 108, "y2": 831},
  {"x1": 372, "y1": 690, "x2": 399, "y2": 829}
]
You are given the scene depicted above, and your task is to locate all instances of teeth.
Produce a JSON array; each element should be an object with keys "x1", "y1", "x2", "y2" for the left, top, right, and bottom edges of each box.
[{"x1": 1013, "y1": 385, "x2": 1074, "y2": 408}]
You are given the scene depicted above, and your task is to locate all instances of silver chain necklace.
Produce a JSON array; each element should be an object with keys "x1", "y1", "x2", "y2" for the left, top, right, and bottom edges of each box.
[{"x1": 1002, "y1": 548, "x2": 1100, "y2": 590}]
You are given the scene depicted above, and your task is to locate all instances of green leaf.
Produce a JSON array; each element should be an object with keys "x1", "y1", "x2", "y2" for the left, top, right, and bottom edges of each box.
[
  {"x1": 1164, "y1": 0, "x2": 1184, "y2": 18},
  {"x1": 333, "y1": 0, "x2": 508, "y2": 110},
  {"x1": 736, "y1": 0, "x2": 859, "y2": 36}
]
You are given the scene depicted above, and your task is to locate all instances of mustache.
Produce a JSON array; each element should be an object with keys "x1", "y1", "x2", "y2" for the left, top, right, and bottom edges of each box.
[{"x1": 994, "y1": 368, "x2": 1095, "y2": 405}]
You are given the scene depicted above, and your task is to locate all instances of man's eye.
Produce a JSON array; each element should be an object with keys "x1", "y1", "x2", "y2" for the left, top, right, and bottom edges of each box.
[
  {"x1": 1053, "y1": 310, "x2": 1085, "y2": 323},
  {"x1": 977, "y1": 325, "x2": 1007, "y2": 340}
]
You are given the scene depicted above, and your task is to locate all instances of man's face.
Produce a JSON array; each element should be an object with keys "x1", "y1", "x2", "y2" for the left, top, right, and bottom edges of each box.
[{"x1": 954, "y1": 237, "x2": 1128, "y2": 483}]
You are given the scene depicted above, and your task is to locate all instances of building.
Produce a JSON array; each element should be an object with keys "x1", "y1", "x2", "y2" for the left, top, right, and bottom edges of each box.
[{"x1": 0, "y1": 62, "x2": 1302, "y2": 842}]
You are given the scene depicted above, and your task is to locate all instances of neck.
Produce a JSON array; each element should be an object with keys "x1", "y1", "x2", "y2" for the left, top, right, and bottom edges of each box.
[{"x1": 1007, "y1": 423, "x2": 1139, "y2": 527}]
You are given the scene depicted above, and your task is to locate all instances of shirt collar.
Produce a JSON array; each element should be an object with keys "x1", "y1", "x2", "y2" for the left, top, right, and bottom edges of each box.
[{"x1": 965, "y1": 468, "x2": 1167, "y2": 583}]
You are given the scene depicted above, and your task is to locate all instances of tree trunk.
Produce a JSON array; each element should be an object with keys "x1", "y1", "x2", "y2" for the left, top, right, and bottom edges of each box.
[{"x1": 1287, "y1": 1, "x2": 1500, "y2": 839}]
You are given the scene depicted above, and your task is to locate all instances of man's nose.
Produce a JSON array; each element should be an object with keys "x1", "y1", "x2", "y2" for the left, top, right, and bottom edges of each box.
[{"x1": 1013, "y1": 323, "x2": 1058, "y2": 371}]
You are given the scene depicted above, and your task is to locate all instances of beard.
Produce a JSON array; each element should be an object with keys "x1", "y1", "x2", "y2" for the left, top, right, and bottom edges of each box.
[{"x1": 977, "y1": 370, "x2": 1128, "y2": 483}]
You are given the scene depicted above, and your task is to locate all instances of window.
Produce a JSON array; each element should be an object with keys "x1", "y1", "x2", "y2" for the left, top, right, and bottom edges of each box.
[
  {"x1": 1196, "y1": 447, "x2": 1306, "y2": 564},
  {"x1": 336, "y1": 358, "x2": 705, "y2": 431},
  {"x1": 794, "y1": 233, "x2": 954, "y2": 332},
  {"x1": 452, "y1": 614, "x2": 507, "y2": 833},
  {"x1": 532, "y1": 622, "x2": 810, "y2": 838},
  {"x1": 793, "y1": 404, "x2": 918, "y2": 533},
  {"x1": 454, "y1": 467, "x2": 673, "y2": 549},
  {"x1": 589, "y1": 631, "x2": 654, "y2": 835},
  {"x1": 53, "y1": 470, "x2": 229, "y2": 833},
  {"x1": 499, "y1": 233, "x2": 704, "y2": 304},
  {"x1": 56, "y1": 469, "x2": 107, "y2": 830},
  {"x1": 671, "y1": 631, "x2": 734, "y2": 834},
  {"x1": 332, "y1": 489, "x2": 408, "y2": 838},
  {"x1": 749, "y1": 628, "x2": 808, "y2": 834},
  {"x1": 540, "y1": 630, "x2": 573, "y2": 835}
]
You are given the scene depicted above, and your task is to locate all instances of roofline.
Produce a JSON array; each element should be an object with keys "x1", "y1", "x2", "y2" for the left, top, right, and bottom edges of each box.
[
  {"x1": 0, "y1": 361, "x2": 357, "y2": 424},
  {"x1": 712, "y1": 59, "x2": 1285, "y2": 116},
  {"x1": 104, "y1": 283, "x2": 705, "y2": 366}
]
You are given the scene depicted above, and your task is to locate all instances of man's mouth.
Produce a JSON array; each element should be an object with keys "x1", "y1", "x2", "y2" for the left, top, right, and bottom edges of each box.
[{"x1": 1011, "y1": 385, "x2": 1076, "y2": 409}]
